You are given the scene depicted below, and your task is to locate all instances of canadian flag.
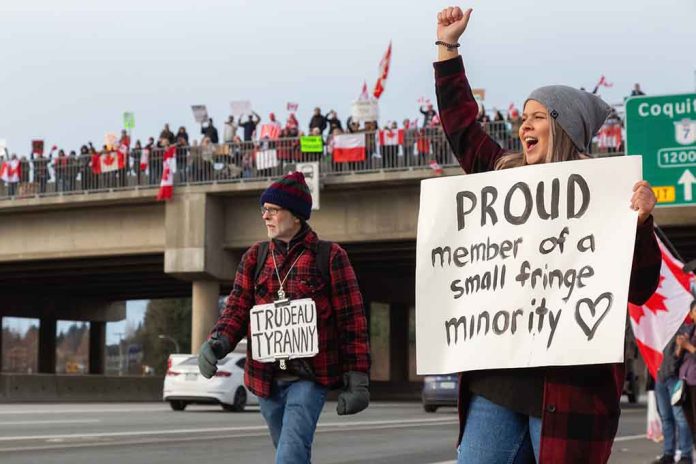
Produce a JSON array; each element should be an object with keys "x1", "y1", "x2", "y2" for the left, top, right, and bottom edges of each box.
[
  {"x1": 629, "y1": 235, "x2": 694, "y2": 379},
  {"x1": 596, "y1": 75, "x2": 613, "y2": 88},
  {"x1": 378, "y1": 129, "x2": 403, "y2": 146},
  {"x1": 0, "y1": 159, "x2": 21, "y2": 183},
  {"x1": 429, "y1": 159, "x2": 444, "y2": 175},
  {"x1": 372, "y1": 41, "x2": 392, "y2": 99},
  {"x1": 157, "y1": 146, "x2": 177, "y2": 201},
  {"x1": 92, "y1": 151, "x2": 125, "y2": 174},
  {"x1": 333, "y1": 134, "x2": 366, "y2": 162},
  {"x1": 359, "y1": 81, "x2": 370, "y2": 101},
  {"x1": 140, "y1": 148, "x2": 150, "y2": 172},
  {"x1": 597, "y1": 124, "x2": 623, "y2": 150}
]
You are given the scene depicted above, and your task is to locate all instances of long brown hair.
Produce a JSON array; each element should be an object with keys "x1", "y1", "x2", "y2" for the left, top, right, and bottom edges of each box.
[{"x1": 494, "y1": 117, "x2": 586, "y2": 170}]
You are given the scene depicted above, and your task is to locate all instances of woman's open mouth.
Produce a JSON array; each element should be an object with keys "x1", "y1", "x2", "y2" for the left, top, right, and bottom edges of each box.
[{"x1": 524, "y1": 136, "x2": 539, "y2": 151}]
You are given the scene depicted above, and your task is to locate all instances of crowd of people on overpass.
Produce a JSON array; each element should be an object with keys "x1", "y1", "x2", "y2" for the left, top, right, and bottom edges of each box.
[{"x1": 0, "y1": 86, "x2": 638, "y2": 198}]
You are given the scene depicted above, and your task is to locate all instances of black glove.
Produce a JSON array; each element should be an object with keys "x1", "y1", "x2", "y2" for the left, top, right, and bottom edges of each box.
[
  {"x1": 336, "y1": 371, "x2": 369, "y2": 415},
  {"x1": 198, "y1": 333, "x2": 231, "y2": 379}
]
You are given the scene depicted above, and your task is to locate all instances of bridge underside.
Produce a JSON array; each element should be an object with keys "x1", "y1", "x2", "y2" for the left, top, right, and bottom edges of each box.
[{"x1": 1, "y1": 223, "x2": 695, "y2": 305}]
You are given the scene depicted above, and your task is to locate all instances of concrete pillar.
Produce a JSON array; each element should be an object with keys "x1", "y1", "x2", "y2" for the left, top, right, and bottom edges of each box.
[
  {"x1": 390, "y1": 303, "x2": 409, "y2": 383},
  {"x1": 38, "y1": 318, "x2": 57, "y2": 374},
  {"x1": 89, "y1": 321, "x2": 106, "y2": 374},
  {"x1": 191, "y1": 280, "x2": 221, "y2": 353}
]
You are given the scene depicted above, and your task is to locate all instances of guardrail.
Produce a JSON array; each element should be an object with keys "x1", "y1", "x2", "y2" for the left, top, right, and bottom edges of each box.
[{"x1": 0, "y1": 123, "x2": 622, "y2": 200}]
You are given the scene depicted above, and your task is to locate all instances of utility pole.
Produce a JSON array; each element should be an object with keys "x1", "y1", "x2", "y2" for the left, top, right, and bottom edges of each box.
[{"x1": 115, "y1": 332, "x2": 125, "y2": 376}]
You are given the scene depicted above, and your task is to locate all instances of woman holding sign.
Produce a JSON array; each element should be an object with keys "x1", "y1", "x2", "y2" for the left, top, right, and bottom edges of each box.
[{"x1": 434, "y1": 7, "x2": 661, "y2": 464}]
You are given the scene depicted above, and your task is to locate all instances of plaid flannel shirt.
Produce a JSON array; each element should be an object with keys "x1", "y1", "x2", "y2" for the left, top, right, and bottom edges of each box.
[
  {"x1": 211, "y1": 228, "x2": 370, "y2": 398},
  {"x1": 435, "y1": 56, "x2": 661, "y2": 463}
]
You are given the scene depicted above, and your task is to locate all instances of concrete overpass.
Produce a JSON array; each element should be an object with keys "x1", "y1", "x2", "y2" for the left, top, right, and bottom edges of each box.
[{"x1": 1, "y1": 165, "x2": 695, "y2": 399}]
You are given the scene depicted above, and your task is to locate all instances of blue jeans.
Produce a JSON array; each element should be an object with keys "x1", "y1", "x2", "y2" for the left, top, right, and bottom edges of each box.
[
  {"x1": 457, "y1": 394, "x2": 542, "y2": 464},
  {"x1": 655, "y1": 377, "x2": 693, "y2": 458},
  {"x1": 259, "y1": 379, "x2": 327, "y2": 464}
]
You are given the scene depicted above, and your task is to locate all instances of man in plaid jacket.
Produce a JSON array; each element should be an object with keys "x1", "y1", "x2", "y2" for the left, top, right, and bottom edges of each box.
[{"x1": 198, "y1": 171, "x2": 370, "y2": 464}]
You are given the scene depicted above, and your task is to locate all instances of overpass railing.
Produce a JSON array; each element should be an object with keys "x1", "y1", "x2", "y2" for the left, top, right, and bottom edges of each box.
[{"x1": 0, "y1": 123, "x2": 622, "y2": 200}]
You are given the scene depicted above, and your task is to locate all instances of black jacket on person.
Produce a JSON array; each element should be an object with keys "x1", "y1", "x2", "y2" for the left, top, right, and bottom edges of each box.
[
  {"x1": 309, "y1": 114, "x2": 327, "y2": 133},
  {"x1": 159, "y1": 129, "x2": 175, "y2": 144},
  {"x1": 327, "y1": 116, "x2": 343, "y2": 133},
  {"x1": 239, "y1": 120, "x2": 258, "y2": 142},
  {"x1": 201, "y1": 124, "x2": 218, "y2": 144}
]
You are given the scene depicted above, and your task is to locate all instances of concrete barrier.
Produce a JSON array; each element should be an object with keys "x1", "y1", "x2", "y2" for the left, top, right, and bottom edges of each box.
[
  {"x1": 0, "y1": 375, "x2": 422, "y2": 403},
  {"x1": 0, "y1": 374, "x2": 163, "y2": 402}
]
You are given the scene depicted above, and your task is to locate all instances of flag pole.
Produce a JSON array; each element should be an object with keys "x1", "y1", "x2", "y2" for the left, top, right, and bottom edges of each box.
[
  {"x1": 654, "y1": 224, "x2": 683, "y2": 260},
  {"x1": 655, "y1": 224, "x2": 696, "y2": 275}
]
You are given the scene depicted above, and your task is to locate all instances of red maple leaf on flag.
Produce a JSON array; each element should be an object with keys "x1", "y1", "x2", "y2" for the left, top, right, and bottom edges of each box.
[{"x1": 628, "y1": 275, "x2": 668, "y2": 324}]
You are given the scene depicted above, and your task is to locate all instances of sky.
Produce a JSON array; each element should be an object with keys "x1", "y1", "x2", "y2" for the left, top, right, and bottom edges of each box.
[
  {"x1": 3, "y1": 300, "x2": 147, "y2": 345},
  {"x1": 0, "y1": 0, "x2": 695, "y2": 155}
]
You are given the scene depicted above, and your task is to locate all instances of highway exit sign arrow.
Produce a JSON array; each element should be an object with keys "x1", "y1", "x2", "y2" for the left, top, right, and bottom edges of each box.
[
  {"x1": 678, "y1": 169, "x2": 696, "y2": 201},
  {"x1": 625, "y1": 93, "x2": 696, "y2": 207}
]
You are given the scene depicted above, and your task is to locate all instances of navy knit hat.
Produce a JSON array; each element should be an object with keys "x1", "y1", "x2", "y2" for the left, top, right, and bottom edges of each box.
[{"x1": 260, "y1": 171, "x2": 313, "y2": 220}]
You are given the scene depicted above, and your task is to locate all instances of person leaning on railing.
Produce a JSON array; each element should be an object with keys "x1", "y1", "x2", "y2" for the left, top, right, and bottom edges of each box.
[{"x1": 66, "y1": 151, "x2": 78, "y2": 191}]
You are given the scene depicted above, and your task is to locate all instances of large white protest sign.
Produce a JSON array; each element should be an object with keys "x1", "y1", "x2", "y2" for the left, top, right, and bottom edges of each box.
[
  {"x1": 296, "y1": 162, "x2": 320, "y2": 210},
  {"x1": 351, "y1": 100, "x2": 379, "y2": 122},
  {"x1": 191, "y1": 105, "x2": 209, "y2": 123},
  {"x1": 416, "y1": 156, "x2": 641, "y2": 375},
  {"x1": 256, "y1": 149, "x2": 279, "y2": 170},
  {"x1": 250, "y1": 298, "x2": 319, "y2": 362},
  {"x1": 230, "y1": 100, "x2": 252, "y2": 118}
]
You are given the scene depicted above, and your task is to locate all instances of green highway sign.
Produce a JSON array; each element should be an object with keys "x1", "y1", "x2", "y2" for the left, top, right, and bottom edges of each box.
[{"x1": 626, "y1": 93, "x2": 696, "y2": 206}]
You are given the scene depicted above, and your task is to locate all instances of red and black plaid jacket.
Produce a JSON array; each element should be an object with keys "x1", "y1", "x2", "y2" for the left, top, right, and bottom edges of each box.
[
  {"x1": 435, "y1": 56, "x2": 661, "y2": 463},
  {"x1": 211, "y1": 228, "x2": 370, "y2": 398}
]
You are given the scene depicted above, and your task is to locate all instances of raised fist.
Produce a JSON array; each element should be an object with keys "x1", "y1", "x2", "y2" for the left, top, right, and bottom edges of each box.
[{"x1": 437, "y1": 6, "x2": 473, "y2": 44}]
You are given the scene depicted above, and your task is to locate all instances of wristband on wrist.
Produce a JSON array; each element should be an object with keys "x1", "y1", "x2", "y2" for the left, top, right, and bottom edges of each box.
[{"x1": 435, "y1": 40, "x2": 460, "y2": 50}]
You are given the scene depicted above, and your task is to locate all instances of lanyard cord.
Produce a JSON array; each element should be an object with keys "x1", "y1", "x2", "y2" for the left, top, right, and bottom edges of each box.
[{"x1": 271, "y1": 248, "x2": 305, "y2": 298}]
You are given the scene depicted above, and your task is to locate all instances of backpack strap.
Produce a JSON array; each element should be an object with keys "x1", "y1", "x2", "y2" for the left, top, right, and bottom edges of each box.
[
  {"x1": 316, "y1": 240, "x2": 332, "y2": 284},
  {"x1": 254, "y1": 241, "x2": 270, "y2": 284},
  {"x1": 253, "y1": 240, "x2": 332, "y2": 285}
]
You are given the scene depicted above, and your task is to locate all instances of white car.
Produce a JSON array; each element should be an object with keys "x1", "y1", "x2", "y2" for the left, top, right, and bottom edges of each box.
[{"x1": 163, "y1": 343, "x2": 258, "y2": 412}]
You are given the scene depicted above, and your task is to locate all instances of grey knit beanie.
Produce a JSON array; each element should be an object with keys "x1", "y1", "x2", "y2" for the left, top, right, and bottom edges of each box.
[{"x1": 525, "y1": 86, "x2": 611, "y2": 153}]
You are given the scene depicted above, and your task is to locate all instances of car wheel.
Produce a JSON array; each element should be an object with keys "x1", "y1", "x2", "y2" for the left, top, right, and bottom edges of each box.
[
  {"x1": 169, "y1": 400, "x2": 187, "y2": 411},
  {"x1": 223, "y1": 387, "x2": 247, "y2": 412},
  {"x1": 423, "y1": 404, "x2": 438, "y2": 413}
]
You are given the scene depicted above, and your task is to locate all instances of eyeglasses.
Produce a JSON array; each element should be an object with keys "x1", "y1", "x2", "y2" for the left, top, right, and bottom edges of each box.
[{"x1": 261, "y1": 206, "x2": 284, "y2": 216}]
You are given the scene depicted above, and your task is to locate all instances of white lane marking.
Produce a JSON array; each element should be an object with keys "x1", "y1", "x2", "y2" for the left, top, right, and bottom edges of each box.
[
  {"x1": 0, "y1": 419, "x2": 100, "y2": 426},
  {"x1": 424, "y1": 461, "x2": 456, "y2": 464},
  {"x1": 0, "y1": 407, "x2": 168, "y2": 415},
  {"x1": 0, "y1": 417, "x2": 457, "y2": 442},
  {"x1": 0, "y1": 403, "x2": 426, "y2": 415},
  {"x1": 0, "y1": 419, "x2": 457, "y2": 453},
  {"x1": 0, "y1": 432, "x2": 270, "y2": 453},
  {"x1": 613, "y1": 434, "x2": 647, "y2": 442}
]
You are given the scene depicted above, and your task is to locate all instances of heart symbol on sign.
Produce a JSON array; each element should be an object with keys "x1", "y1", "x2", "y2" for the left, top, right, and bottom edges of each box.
[{"x1": 574, "y1": 292, "x2": 614, "y2": 341}]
